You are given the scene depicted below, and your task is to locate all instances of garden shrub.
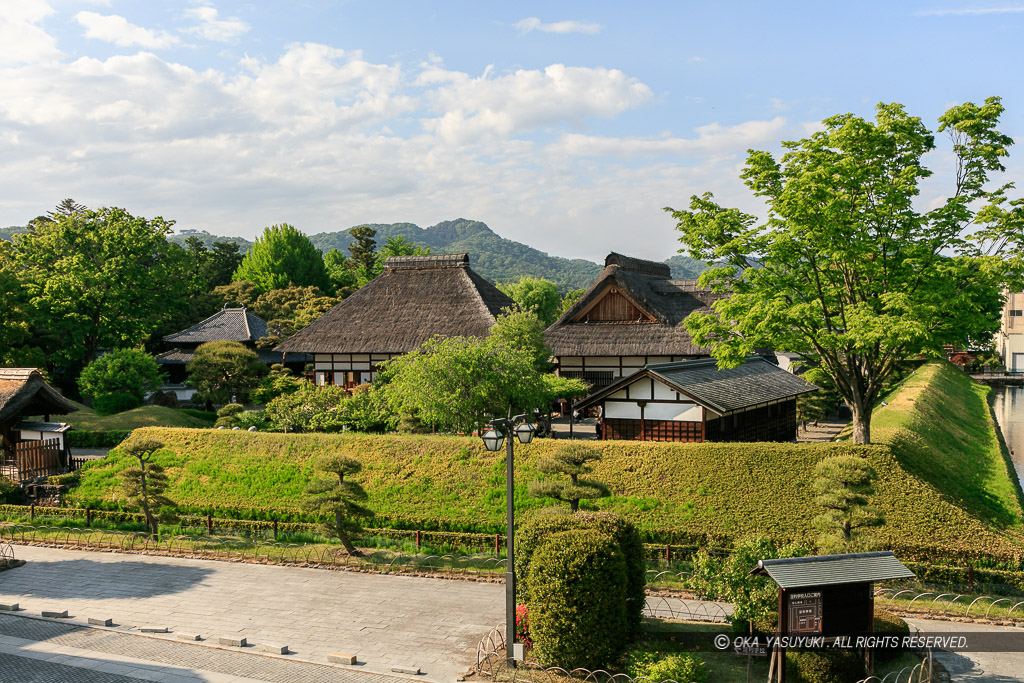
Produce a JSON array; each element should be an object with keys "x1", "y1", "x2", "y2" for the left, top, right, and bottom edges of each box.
[
  {"x1": 872, "y1": 608, "x2": 910, "y2": 663},
  {"x1": 527, "y1": 528, "x2": 629, "y2": 670},
  {"x1": 626, "y1": 648, "x2": 708, "y2": 683},
  {"x1": 235, "y1": 410, "x2": 271, "y2": 431},
  {"x1": 0, "y1": 476, "x2": 21, "y2": 504},
  {"x1": 516, "y1": 510, "x2": 645, "y2": 636},
  {"x1": 215, "y1": 403, "x2": 245, "y2": 427},
  {"x1": 92, "y1": 392, "x2": 142, "y2": 416},
  {"x1": 67, "y1": 430, "x2": 131, "y2": 448},
  {"x1": 787, "y1": 649, "x2": 863, "y2": 683}
]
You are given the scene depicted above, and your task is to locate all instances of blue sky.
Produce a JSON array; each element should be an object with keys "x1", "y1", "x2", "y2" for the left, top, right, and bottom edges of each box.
[{"x1": 2, "y1": 1, "x2": 1023, "y2": 262}]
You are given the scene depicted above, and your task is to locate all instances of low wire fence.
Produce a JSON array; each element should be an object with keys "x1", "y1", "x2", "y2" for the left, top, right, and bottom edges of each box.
[{"x1": 876, "y1": 586, "x2": 1024, "y2": 620}]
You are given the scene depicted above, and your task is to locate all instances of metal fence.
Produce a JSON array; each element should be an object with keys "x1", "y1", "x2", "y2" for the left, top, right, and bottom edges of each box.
[{"x1": 876, "y1": 586, "x2": 1024, "y2": 619}]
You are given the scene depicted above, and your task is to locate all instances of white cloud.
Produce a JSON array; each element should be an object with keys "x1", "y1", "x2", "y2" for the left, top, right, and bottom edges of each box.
[
  {"x1": 183, "y1": 5, "x2": 250, "y2": 42},
  {"x1": 74, "y1": 11, "x2": 179, "y2": 49},
  {"x1": 418, "y1": 63, "x2": 653, "y2": 143},
  {"x1": 515, "y1": 17, "x2": 602, "y2": 34},
  {"x1": 0, "y1": 0, "x2": 62, "y2": 65},
  {"x1": 916, "y1": 5, "x2": 1024, "y2": 15}
]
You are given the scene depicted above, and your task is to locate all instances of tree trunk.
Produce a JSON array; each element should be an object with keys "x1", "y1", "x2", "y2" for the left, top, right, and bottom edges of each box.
[
  {"x1": 570, "y1": 499, "x2": 579, "y2": 513},
  {"x1": 849, "y1": 399, "x2": 871, "y2": 445},
  {"x1": 335, "y1": 510, "x2": 361, "y2": 556}
]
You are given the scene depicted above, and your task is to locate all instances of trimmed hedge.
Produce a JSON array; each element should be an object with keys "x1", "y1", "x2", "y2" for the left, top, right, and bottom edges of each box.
[
  {"x1": 68, "y1": 430, "x2": 131, "y2": 448},
  {"x1": 873, "y1": 608, "x2": 910, "y2": 663},
  {"x1": 515, "y1": 510, "x2": 645, "y2": 636},
  {"x1": 528, "y1": 528, "x2": 630, "y2": 670},
  {"x1": 787, "y1": 649, "x2": 863, "y2": 683}
]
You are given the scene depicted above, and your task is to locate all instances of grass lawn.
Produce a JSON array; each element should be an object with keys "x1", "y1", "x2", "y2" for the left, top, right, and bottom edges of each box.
[{"x1": 61, "y1": 402, "x2": 215, "y2": 430}]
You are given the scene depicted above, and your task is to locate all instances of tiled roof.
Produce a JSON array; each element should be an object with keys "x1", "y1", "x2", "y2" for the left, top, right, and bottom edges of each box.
[
  {"x1": 545, "y1": 253, "x2": 726, "y2": 357},
  {"x1": 274, "y1": 254, "x2": 515, "y2": 354},
  {"x1": 575, "y1": 357, "x2": 817, "y2": 415},
  {"x1": 163, "y1": 307, "x2": 268, "y2": 344},
  {"x1": 751, "y1": 551, "x2": 915, "y2": 589}
]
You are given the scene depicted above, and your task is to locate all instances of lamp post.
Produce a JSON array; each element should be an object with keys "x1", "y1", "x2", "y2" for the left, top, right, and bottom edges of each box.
[{"x1": 480, "y1": 412, "x2": 535, "y2": 666}]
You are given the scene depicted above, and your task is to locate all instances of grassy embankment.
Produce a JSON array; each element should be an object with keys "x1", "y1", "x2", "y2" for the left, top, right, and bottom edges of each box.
[
  {"x1": 65, "y1": 361, "x2": 1024, "y2": 559},
  {"x1": 61, "y1": 401, "x2": 214, "y2": 430}
]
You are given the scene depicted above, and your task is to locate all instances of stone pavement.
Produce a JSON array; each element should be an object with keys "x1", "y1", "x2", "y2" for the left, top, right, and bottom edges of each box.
[
  {"x1": 0, "y1": 545, "x2": 504, "y2": 682},
  {"x1": 906, "y1": 617, "x2": 1024, "y2": 682}
]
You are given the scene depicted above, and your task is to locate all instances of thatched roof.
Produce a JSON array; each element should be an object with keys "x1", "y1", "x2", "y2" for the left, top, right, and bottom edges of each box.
[
  {"x1": 545, "y1": 252, "x2": 726, "y2": 357},
  {"x1": 274, "y1": 254, "x2": 516, "y2": 354},
  {"x1": 0, "y1": 369, "x2": 77, "y2": 426},
  {"x1": 575, "y1": 357, "x2": 818, "y2": 416},
  {"x1": 164, "y1": 306, "x2": 268, "y2": 344}
]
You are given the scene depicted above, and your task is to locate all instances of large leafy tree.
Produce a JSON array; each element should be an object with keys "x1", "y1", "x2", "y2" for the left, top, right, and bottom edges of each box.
[
  {"x1": 0, "y1": 241, "x2": 47, "y2": 367},
  {"x1": 233, "y1": 224, "x2": 330, "y2": 292},
  {"x1": 252, "y1": 285, "x2": 339, "y2": 345},
  {"x1": 669, "y1": 98, "x2": 1024, "y2": 444},
  {"x1": 12, "y1": 206, "x2": 184, "y2": 369},
  {"x1": 78, "y1": 349, "x2": 164, "y2": 414},
  {"x1": 497, "y1": 276, "x2": 562, "y2": 326},
  {"x1": 322, "y1": 248, "x2": 359, "y2": 297}
]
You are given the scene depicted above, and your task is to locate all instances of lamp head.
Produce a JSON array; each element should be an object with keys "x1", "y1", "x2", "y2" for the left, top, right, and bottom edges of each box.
[
  {"x1": 481, "y1": 428, "x2": 505, "y2": 452},
  {"x1": 515, "y1": 421, "x2": 535, "y2": 444}
]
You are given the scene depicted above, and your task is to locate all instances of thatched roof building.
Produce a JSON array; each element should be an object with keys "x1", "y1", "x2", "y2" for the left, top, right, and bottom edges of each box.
[
  {"x1": 545, "y1": 252, "x2": 727, "y2": 390},
  {"x1": 274, "y1": 253, "x2": 515, "y2": 388},
  {"x1": 0, "y1": 368, "x2": 77, "y2": 458}
]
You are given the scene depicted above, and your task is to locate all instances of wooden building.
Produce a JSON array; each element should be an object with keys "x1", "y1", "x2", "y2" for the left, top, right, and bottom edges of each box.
[
  {"x1": 573, "y1": 357, "x2": 817, "y2": 442},
  {"x1": 0, "y1": 368, "x2": 77, "y2": 481},
  {"x1": 156, "y1": 305, "x2": 307, "y2": 399},
  {"x1": 274, "y1": 253, "x2": 516, "y2": 388},
  {"x1": 545, "y1": 252, "x2": 730, "y2": 391}
]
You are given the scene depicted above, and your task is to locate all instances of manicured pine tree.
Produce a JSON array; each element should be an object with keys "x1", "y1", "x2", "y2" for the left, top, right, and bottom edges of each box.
[
  {"x1": 529, "y1": 443, "x2": 610, "y2": 512},
  {"x1": 302, "y1": 453, "x2": 371, "y2": 555}
]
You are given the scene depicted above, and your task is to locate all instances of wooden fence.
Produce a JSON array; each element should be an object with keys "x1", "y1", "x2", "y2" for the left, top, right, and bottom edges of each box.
[{"x1": 12, "y1": 439, "x2": 63, "y2": 481}]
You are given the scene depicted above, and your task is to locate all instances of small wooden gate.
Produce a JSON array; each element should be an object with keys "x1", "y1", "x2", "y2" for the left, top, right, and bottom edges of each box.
[{"x1": 13, "y1": 439, "x2": 63, "y2": 481}]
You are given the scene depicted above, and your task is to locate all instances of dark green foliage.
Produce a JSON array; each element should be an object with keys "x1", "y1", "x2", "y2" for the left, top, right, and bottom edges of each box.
[
  {"x1": 252, "y1": 286, "x2": 338, "y2": 345},
  {"x1": 187, "y1": 341, "x2": 268, "y2": 404},
  {"x1": 212, "y1": 280, "x2": 263, "y2": 308},
  {"x1": 625, "y1": 648, "x2": 708, "y2": 683},
  {"x1": 529, "y1": 442, "x2": 610, "y2": 512},
  {"x1": 347, "y1": 226, "x2": 379, "y2": 283},
  {"x1": 515, "y1": 511, "x2": 644, "y2": 637},
  {"x1": 0, "y1": 476, "x2": 21, "y2": 504},
  {"x1": 872, "y1": 609, "x2": 910, "y2": 663},
  {"x1": 232, "y1": 224, "x2": 329, "y2": 292},
  {"x1": 323, "y1": 249, "x2": 358, "y2": 297},
  {"x1": 786, "y1": 649, "x2": 863, "y2": 683},
  {"x1": 264, "y1": 382, "x2": 395, "y2": 433},
  {"x1": 250, "y1": 364, "x2": 304, "y2": 405},
  {"x1": 303, "y1": 452, "x2": 371, "y2": 554},
  {"x1": 527, "y1": 528, "x2": 630, "y2": 670},
  {"x1": 215, "y1": 403, "x2": 245, "y2": 427},
  {"x1": 92, "y1": 392, "x2": 142, "y2": 416},
  {"x1": 66, "y1": 431, "x2": 131, "y2": 448},
  {"x1": 78, "y1": 349, "x2": 164, "y2": 414}
]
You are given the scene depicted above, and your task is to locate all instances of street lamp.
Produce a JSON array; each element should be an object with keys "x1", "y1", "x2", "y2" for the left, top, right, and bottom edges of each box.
[{"x1": 481, "y1": 412, "x2": 534, "y2": 666}]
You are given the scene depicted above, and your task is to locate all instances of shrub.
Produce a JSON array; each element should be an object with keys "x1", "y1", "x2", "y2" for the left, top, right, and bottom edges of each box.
[
  {"x1": 78, "y1": 349, "x2": 164, "y2": 413},
  {"x1": 516, "y1": 510, "x2": 645, "y2": 636},
  {"x1": 67, "y1": 430, "x2": 131, "y2": 448},
  {"x1": 872, "y1": 608, "x2": 910, "y2": 663},
  {"x1": 528, "y1": 528, "x2": 630, "y2": 670},
  {"x1": 787, "y1": 649, "x2": 863, "y2": 683},
  {"x1": 626, "y1": 649, "x2": 708, "y2": 683},
  {"x1": 0, "y1": 476, "x2": 21, "y2": 504},
  {"x1": 235, "y1": 410, "x2": 271, "y2": 431},
  {"x1": 92, "y1": 392, "x2": 143, "y2": 416},
  {"x1": 215, "y1": 403, "x2": 245, "y2": 427},
  {"x1": 187, "y1": 341, "x2": 267, "y2": 404}
]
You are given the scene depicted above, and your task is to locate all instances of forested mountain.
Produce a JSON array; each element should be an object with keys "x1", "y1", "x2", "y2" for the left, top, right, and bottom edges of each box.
[{"x1": 3, "y1": 218, "x2": 707, "y2": 291}]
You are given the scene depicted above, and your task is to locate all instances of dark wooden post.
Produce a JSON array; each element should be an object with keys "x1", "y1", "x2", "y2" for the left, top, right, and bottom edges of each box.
[
  {"x1": 273, "y1": 519, "x2": 278, "y2": 540},
  {"x1": 30, "y1": 503, "x2": 35, "y2": 520},
  {"x1": 415, "y1": 530, "x2": 421, "y2": 550},
  {"x1": 968, "y1": 564, "x2": 975, "y2": 587},
  {"x1": 495, "y1": 533, "x2": 500, "y2": 556},
  {"x1": 665, "y1": 544, "x2": 671, "y2": 566},
  {"x1": 207, "y1": 513, "x2": 213, "y2": 535}
]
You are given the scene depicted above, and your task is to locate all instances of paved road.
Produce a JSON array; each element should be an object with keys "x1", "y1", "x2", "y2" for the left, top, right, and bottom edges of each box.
[
  {"x1": 0, "y1": 545, "x2": 504, "y2": 682},
  {"x1": 906, "y1": 617, "x2": 1024, "y2": 682}
]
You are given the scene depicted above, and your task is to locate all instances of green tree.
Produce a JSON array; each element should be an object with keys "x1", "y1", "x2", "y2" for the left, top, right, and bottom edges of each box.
[
  {"x1": 560, "y1": 288, "x2": 585, "y2": 316},
  {"x1": 323, "y1": 248, "x2": 358, "y2": 297},
  {"x1": 212, "y1": 280, "x2": 264, "y2": 309},
  {"x1": 488, "y1": 309, "x2": 551, "y2": 371},
  {"x1": 11, "y1": 206, "x2": 183, "y2": 368},
  {"x1": 669, "y1": 98, "x2": 1024, "y2": 444},
  {"x1": 250, "y1": 364, "x2": 304, "y2": 405},
  {"x1": 302, "y1": 452, "x2": 371, "y2": 555},
  {"x1": 233, "y1": 224, "x2": 329, "y2": 292},
  {"x1": 252, "y1": 285, "x2": 338, "y2": 344},
  {"x1": 186, "y1": 341, "x2": 268, "y2": 405},
  {"x1": 78, "y1": 349, "x2": 164, "y2": 415},
  {"x1": 121, "y1": 439, "x2": 175, "y2": 541},
  {"x1": 347, "y1": 226, "x2": 379, "y2": 284},
  {"x1": 529, "y1": 443, "x2": 610, "y2": 512},
  {"x1": 0, "y1": 241, "x2": 46, "y2": 367},
  {"x1": 812, "y1": 455, "x2": 884, "y2": 550},
  {"x1": 379, "y1": 234, "x2": 430, "y2": 258},
  {"x1": 497, "y1": 277, "x2": 561, "y2": 326}
]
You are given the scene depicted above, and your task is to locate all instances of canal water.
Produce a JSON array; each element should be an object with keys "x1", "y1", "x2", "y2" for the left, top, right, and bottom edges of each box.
[{"x1": 989, "y1": 384, "x2": 1024, "y2": 486}]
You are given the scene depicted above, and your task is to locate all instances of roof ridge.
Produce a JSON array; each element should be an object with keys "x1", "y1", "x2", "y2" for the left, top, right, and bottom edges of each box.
[
  {"x1": 385, "y1": 253, "x2": 469, "y2": 269},
  {"x1": 241, "y1": 307, "x2": 251, "y2": 340}
]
